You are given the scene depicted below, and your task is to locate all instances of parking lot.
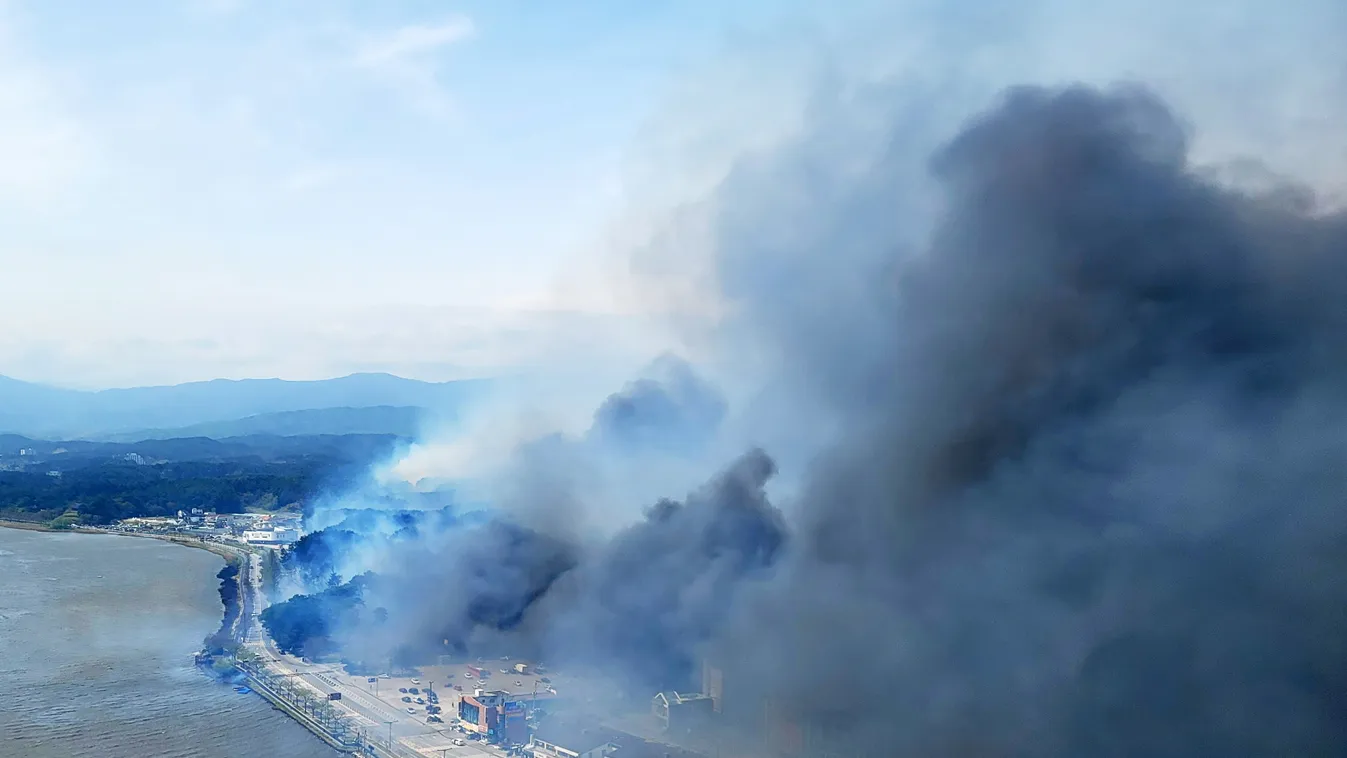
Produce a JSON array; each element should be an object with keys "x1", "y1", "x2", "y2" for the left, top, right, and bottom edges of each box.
[
  {"x1": 317, "y1": 658, "x2": 617, "y2": 755},
  {"x1": 331, "y1": 664, "x2": 544, "y2": 756}
]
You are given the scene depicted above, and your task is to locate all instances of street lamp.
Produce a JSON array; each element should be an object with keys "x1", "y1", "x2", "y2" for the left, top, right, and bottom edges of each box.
[{"x1": 385, "y1": 720, "x2": 394, "y2": 747}]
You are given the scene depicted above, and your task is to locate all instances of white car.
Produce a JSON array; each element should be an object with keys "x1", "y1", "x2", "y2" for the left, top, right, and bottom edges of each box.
[
  {"x1": 407, "y1": 706, "x2": 416, "y2": 714},
  {"x1": 410, "y1": 678, "x2": 421, "y2": 685}
]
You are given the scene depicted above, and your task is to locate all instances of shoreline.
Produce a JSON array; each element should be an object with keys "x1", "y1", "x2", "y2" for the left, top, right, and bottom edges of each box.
[
  {"x1": 0, "y1": 518, "x2": 102, "y2": 534},
  {"x1": 1, "y1": 520, "x2": 360, "y2": 754},
  {"x1": 0, "y1": 519, "x2": 242, "y2": 561}
]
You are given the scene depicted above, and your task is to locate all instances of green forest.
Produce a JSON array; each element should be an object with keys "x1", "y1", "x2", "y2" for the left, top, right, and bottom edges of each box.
[{"x1": 0, "y1": 434, "x2": 401, "y2": 526}]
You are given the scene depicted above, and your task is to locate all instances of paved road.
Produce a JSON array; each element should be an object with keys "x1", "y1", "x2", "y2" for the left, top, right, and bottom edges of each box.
[{"x1": 240, "y1": 551, "x2": 504, "y2": 757}]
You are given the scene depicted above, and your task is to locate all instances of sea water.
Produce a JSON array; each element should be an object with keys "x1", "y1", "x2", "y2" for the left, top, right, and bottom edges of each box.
[{"x1": 0, "y1": 527, "x2": 338, "y2": 758}]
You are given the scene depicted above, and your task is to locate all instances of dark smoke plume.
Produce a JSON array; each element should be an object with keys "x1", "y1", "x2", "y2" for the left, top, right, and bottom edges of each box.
[
  {"x1": 703, "y1": 84, "x2": 1347, "y2": 757},
  {"x1": 589, "y1": 353, "x2": 729, "y2": 455},
  {"x1": 276, "y1": 75, "x2": 1347, "y2": 757},
  {"x1": 538, "y1": 447, "x2": 785, "y2": 689}
]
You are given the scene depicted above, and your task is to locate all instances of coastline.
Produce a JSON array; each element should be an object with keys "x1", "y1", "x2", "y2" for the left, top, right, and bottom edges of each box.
[
  {"x1": 1, "y1": 520, "x2": 365, "y2": 754},
  {"x1": 0, "y1": 520, "x2": 343, "y2": 757},
  {"x1": 0, "y1": 519, "x2": 241, "y2": 561},
  {"x1": 0, "y1": 518, "x2": 102, "y2": 534}
]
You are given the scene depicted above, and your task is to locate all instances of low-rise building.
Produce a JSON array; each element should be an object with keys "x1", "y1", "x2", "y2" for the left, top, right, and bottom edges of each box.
[
  {"x1": 607, "y1": 738, "x2": 710, "y2": 758},
  {"x1": 652, "y1": 692, "x2": 715, "y2": 735},
  {"x1": 458, "y1": 690, "x2": 530, "y2": 745},
  {"x1": 527, "y1": 721, "x2": 623, "y2": 758}
]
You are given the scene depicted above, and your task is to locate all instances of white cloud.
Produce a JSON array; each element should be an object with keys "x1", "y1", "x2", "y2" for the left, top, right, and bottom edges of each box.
[
  {"x1": 352, "y1": 17, "x2": 475, "y2": 117},
  {"x1": 353, "y1": 18, "x2": 476, "y2": 67}
]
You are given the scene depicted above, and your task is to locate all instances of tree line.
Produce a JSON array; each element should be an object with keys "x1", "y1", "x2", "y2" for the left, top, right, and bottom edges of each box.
[{"x1": 0, "y1": 456, "x2": 356, "y2": 525}]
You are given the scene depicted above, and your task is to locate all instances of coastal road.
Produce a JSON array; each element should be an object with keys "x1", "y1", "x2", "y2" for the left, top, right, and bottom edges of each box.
[{"x1": 240, "y1": 550, "x2": 506, "y2": 757}]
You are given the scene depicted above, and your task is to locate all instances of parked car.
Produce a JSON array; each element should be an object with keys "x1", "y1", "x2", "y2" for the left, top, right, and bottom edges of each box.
[
  {"x1": 402, "y1": 696, "x2": 412, "y2": 703},
  {"x1": 398, "y1": 688, "x2": 408, "y2": 693},
  {"x1": 409, "y1": 687, "x2": 419, "y2": 694}
]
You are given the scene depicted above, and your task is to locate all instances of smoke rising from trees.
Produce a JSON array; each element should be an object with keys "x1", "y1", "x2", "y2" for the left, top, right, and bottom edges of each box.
[{"x1": 271, "y1": 6, "x2": 1347, "y2": 753}]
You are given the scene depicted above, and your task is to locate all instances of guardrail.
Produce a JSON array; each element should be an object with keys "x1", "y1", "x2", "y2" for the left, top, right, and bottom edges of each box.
[{"x1": 236, "y1": 657, "x2": 369, "y2": 754}]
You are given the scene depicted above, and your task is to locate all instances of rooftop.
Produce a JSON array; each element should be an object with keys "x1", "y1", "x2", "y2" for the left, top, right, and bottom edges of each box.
[
  {"x1": 606, "y1": 729, "x2": 711, "y2": 758},
  {"x1": 654, "y1": 692, "x2": 713, "y2": 706},
  {"x1": 607, "y1": 741, "x2": 711, "y2": 758},
  {"x1": 530, "y1": 720, "x2": 624, "y2": 755}
]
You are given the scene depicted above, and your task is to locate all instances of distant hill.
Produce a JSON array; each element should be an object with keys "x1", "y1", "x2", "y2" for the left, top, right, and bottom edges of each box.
[
  {"x1": 0, "y1": 373, "x2": 489, "y2": 439},
  {"x1": 0, "y1": 431, "x2": 408, "y2": 463},
  {"x1": 96, "y1": 405, "x2": 425, "y2": 442}
]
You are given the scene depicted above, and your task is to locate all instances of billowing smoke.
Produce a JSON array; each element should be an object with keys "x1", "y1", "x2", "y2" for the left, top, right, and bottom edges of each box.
[
  {"x1": 698, "y1": 84, "x2": 1347, "y2": 756},
  {"x1": 491, "y1": 354, "x2": 732, "y2": 539},
  {"x1": 588, "y1": 353, "x2": 728, "y2": 455},
  {"x1": 535, "y1": 447, "x2": 784, "y2": 689},
  {"x1": 267, "y1": 8, "x2": 1347, "y2": 755},
  {"x1": 268, "y1": 355, "x2": 773, "y2": 691}
]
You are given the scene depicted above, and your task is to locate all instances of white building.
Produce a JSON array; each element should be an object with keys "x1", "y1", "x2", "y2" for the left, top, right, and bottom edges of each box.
[{"x1": 243, "y1": 528, "x2": 302, "y2": 546}]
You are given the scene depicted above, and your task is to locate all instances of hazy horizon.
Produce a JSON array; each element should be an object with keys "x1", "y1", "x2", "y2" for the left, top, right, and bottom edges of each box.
[
  {"x1": 0, "y1": 0, "x2": 886, "y2": 389},
  {"x1": 4, "y1": 1, "x2": 1339, "y2": 391},
  {"x1": 0, "y1": 368, "x2": 490, "y2": 392}
]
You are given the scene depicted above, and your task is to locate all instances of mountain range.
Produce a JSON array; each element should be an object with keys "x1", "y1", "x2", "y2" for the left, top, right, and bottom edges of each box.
[{"x1": 0, "y1": 373, "x2": 490, "y2": 440}]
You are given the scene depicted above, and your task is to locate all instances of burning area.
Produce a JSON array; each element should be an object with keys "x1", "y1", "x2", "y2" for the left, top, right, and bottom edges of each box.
[{"x1": 263, "y1": 4, "x2": 1347, "y2": 755}]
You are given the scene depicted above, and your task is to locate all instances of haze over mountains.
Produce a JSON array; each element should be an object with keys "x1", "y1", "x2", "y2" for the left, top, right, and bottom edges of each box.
[{"x1": 0, "y1": 373, "x2": 491, "y2": 441}]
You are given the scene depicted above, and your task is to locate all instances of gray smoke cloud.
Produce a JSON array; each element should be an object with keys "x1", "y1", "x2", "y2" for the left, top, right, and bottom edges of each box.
[
  {"x1": 698, "y1": 82, "x2": 1347, "y2": 756},
  {"x1": 266, "y1": 4, "x2": 1347, "y2": 755},
  {"x1": 279, "y1": 355, "x2": 772, "y2": 690},
  {"x1": 493, "y1": 353, "x2": 731, "y2": 540}
]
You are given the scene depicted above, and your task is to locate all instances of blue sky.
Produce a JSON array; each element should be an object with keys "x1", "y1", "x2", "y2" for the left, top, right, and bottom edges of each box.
[
  {"x1": 0, "y1": 0, "x2": 850, "y2": 388},
  {"x1": 0, "y1": 0, "x2": 1339, "y2": 389}
]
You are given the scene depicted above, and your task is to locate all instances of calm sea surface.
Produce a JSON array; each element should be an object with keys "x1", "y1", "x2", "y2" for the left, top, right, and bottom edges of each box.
[{"x1": 0, "y1": 527, "x2": 338, "y2": 758}]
